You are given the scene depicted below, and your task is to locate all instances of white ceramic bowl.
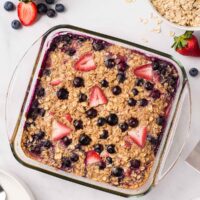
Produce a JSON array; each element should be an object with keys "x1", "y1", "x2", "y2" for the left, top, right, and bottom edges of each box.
[{"x1": 148, "y1": 0, "x2": 200, "y2": 31}]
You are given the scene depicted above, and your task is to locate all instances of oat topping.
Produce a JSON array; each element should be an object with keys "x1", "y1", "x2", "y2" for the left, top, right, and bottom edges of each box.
[
  {"x1": 21, "y1": 32, "x2": 179, "y2": 190},
  {"x1": 151, "y1": 0, "x2": 200, "y2": 27}
]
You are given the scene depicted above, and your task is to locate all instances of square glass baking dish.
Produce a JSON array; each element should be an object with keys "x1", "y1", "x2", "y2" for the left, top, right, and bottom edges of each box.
[{"x1": 5, "y1": 25, "x2": 191, "y2": 197}]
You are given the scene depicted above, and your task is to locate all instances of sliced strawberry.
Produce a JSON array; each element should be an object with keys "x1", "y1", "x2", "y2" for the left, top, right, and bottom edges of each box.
[
  {"x1": 124, "y1": 135, "x2": 134, "y2": 148},
  {"x1": 65, "y1": 114, "x2": 72, "y2": 123},
  {"x1": 52, "y1": 120, "x2": 72, "y2": 141},
  {"x1": 74, "y1": 52, "x2": 96, "y2": 72},
  {"x1": 50, "y1": 79, "x2": 62, "y2": 86},
  {"x1": 133, "y1": 64, "x2": 153, "y2": 81},
  {"x1": 17, "y1": 1, "x2": 37, "y2": 26},
  {"x1": 85, "y1": 150, "x2": 101, "y2": 165},
  {"x1": 128, "y1": 127, "x2": 147, "y2": 148},
  {"x1": 89, "y1": 85, "x2": 108, "y2": 107}
]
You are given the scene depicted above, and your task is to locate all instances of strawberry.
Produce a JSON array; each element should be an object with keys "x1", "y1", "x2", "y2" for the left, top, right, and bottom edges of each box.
[
  {"x1": 74, "y1": 52, "x2": 96, "y2": 72},
  {"x1": 17, "y1": 1, "x2": 37, "y2": 26},
  {"x1": 128, "y1": 127, "x2": 147, "y2": 148},
  {"x1": 89, "y1": 85, "x2": 108, "y2": 107},
  {"x1": 52, "y1": 120, "x2": 72, "y2": 141},
  {"x1": 133, "y1": 64, "x2": 153, "y2": 81},
  {"x1": 172, "y1": 31, "x2": 200, "y2": 57},
  {"x1": 50, "y1": 79, "x2": 62, "y2": 86},
  {"x1": 65, "y1": 114, "x2": 72, "y2": 123},
  {"x1": 85, "y1": 150, "x2": 101, "y2": 165}
]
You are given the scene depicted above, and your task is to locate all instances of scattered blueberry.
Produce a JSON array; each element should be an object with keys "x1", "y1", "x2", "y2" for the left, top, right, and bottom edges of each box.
[
  {"x1": 57, "y1": 88, "x2": 69, "y2": 100},
  {"x1": 45, "y1": 0, "x2": 55, "y2": 4},
  {"x1": 106, "y1": 114, "x2": 118, "y2": 126},
  {"x1": 111, "y1": 167, "x2": 124, "y2": 177},
  {"x1": 77, "y1": 35, "x2": 87, "y2": 42},
  {"x1": 94, "y1": 144, "x2": 104, "y2": 154},
  {"x1": 130, "y1": 159, "x2": 141, "y2": 170},
  {"x1": 107, "y1": 144, "x2": 116, "y2": 154},
  {"x1": 156, "y1": 116, "x2": 165, "y2": 126},
  {"x1": 70, "y1": 153, "x2": 79, "y2": 162},
  {"x1": 33, "y1": 131, "x2": 45, "y2": 141},
  {"x1": 152, "y1": 61, "x2": 160, "y2": 71},
  {"x1": 46, "y1": 9, "x2": 56, "y2": 18},
  {"x1": 112, "y1": 86, "x2": 122, "y2": 95},
  {"x1": 37, "y1": 3, "x2": 47, "y2": 14},
  {"x1": 132, "y1": 88, "x2": 139, "y2": 96},
  {"x1": 189, "y1": 68, "x2": 199, "y2": 77},
  {"x1": 135, "y1": 79, "x2": 144, "y2": 86},
  {"x1": 30, "y1": 145, "x2": 41, "y2": 155},
  {"x1": 128, "y1": 98, "x2": 137, "y2": 107},
  {"x1": 11, "y1": 20, "x2": 21, "y2": 30},
  {"x1": 73, "y1": 77, "x2": 84, "y2": 87},
  {"x1": 119, "y1": 122, "x2": 129, "y2": 132},
  {"x1": 100, "y1": 79, "x2": 109, "y2": 88},
  {"x1": 92, "y1": 40, "x2": 105, "y2": 51},
  {"x1": 42, "y1": 68, "x2": 51, "y2": 76},
  {"x1": 79, "y1": 134, "x2": 91, "y2": 146},
  {"x1": 42, "y1": 140, "x2": 52, "y2": 149},
  {"x1": 99, "y1": 161, "x2": 106, "y2": 170},
  {"x1": 105, "y1": 58, "x2": 116, "y2": 69},
  {"x1": 32, "y1": 99, "x2": 39, "y2": 109},
  {"x1": 62, "y1": 157, "x2": 72, "y2": 168},
  {"x1": 62, "y1": 136, "x2": 72, "y2": 146},
  {"x1": 144, "y1": 81, "x2": 154, "y2": 91},
  {"x1": 139, "y1": 98, "x2": 148, "y2": 107},
  {"x1": 100, "y1": 130, "x2": 109, "y2": 139},
  {"x1": 78, "y1": 93, "x2": 87, "y2": 102},
  {"x1": 151, "y1": 89, "x2": 161, "y2": 100},
  {"x1": 147, "y1": 135, "x2": 158, "y2": 146},
  {"x1": 4, "y1": 1, "x2": 15, "y2": 11},
  {"x1": 66, "y1": 48, "x2": 76, "y2": 56},
  {"x1": 117, "y1": 72, "x2": 126, "y2": 83},
  {"x1": 117, "y1": 61, "x2": 129, "y2": 72},
  {"x1": 97, "y1": 117, "x2": 107, "y2": 126},
  {"x1": 86, "y1": 108, "x2": 98, "y2": 119},
  {"x1": 55, "y1": 3, "x2": 65, "y2": 12},
  {"x1": 106, "y1": 157, "x2": 113, "y2": 164},
  {"x1": 36, "y1": 87, "x2": 45, "y2": 97},
  {"x1": 73, "y1": 119, "x2": 83, "y2": 130},
  {"x1": 128, "y1": 118, "x2": 139, "y2": 128},
  {"x1": 38, "y1": 108, "x2": 45, "y2": 117}
]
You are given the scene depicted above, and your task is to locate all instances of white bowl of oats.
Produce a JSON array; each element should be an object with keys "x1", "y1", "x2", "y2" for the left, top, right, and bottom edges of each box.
[{"x1": 149, "y1": 0, "x2": 200, "y2": 31}]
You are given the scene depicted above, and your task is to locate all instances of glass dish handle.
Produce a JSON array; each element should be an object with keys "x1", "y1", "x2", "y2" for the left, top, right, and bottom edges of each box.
[{"x1": 155, "y1": 81, "x2": 191, "y2": 184}]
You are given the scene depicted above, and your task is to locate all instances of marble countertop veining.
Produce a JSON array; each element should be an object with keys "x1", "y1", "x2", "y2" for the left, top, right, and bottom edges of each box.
[{"x1": 0, "y1": 0, "x2": 200, "y2": 199}]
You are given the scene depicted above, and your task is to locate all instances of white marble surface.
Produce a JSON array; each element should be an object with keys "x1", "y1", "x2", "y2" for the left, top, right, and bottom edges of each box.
[{"x1": 0, "y1": 0, "x2": 200, "y2": 199}]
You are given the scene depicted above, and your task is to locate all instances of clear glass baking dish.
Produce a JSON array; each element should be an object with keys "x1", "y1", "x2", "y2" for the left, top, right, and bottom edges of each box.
[{"x1": 5, "y1": 25, "x2": 191, "y2": 197}]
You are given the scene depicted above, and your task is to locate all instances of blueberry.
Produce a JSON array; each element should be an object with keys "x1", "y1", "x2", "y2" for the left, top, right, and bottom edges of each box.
[
  {"x1": 55, "y1": 4, "x2": 65, "y2": 12},
  {"x1": 49, "y1": 43, "x2": 57, "y2": 51},
  {"x1": 151, "y1": 90, "x2": 161, "y2": 100},
  {"x1": 37, "y1": 3, "x2": 47, "y2": 14},
  {"x1": 119, "y1": 122, "x2": 129, "y2": 132},
  {"x1": 111, "y1": 167, "x2": 124, "y2": 177},
  {"x1": 38, "y1": 108, "x2": 46, "y2": 117},
  {"x1": 73, "y1": 120, "x2": 83, "y2": 130},
  {"x1": 86, "y1": 108, "x2": 98, "y2": 119},
  {"x1": 4, "y1": 1, "x2": 15, "y2": 11},
  {"x1": 105, "y1": 58, "x2": 116, "y2": 69},
  {"x1": 66, "y1": 48, "x2": 76, "y2": 56},
  {"x1": 128, "y1": 118, "x2": 139, "y2": 128},
  {"x1": 70, "y1": 153, "x2": 79, "y2": 162},
  {"x1": 62, "y1": 157, "x2": 72, "y2": 168},
  {"x1": 100, "y1": 130, "x2": 109, "y2": 139},
  {"x1": 152, "y1": 61, "x2": 160, "y2": 71},
  {"x1": 106, "y1": 114, "x2": 118, "y2": 126},
  {"x1": 57, "y1": 88, "x2": 69, "y2": 100},
  {"x1": 11, "y1": 20, "x2": 21, "y2": 30},
  {"x1": 79, "y1": 134, "x2": 91, "y2": 146},
  {"x1": 47, "y1": 9, "x2": 56, "y2": 18},
  {"x1": 189, "y1": 68, "x2": 199, "y2": 77},
  {"x1": 117, "y1": 72, "x2": 126, "y2": 83},
  {"x1": 132, "y1": 88, "x2": 139, "y2": 96},
  {"x1": 73, "y1": 77, "x2": 84, "y2": 87},
  {"x1": 117, "y1": 61, "x2": 129, "y2": 72},
  {"x1": 78, "y1": 93, "x2": 87, "y2": 102},
  {"x1": 128, "y1": 98, "x2": 137, "y2": 107},
  {"x1": 144, "y1": 82, "x2": 154, "y2": 91},
  {"x1": 27, "y1": 108, "x2": 39, "y2": 120},
  {"x1": 135, "y1": 79, "x2": 144, "y2": 86},
  {"x1": 147, "y1": 135, "x2": 158, "y2": 146},
  {"x1": 130, "y1": 159, "x2": 141, "y2": 170},
  {"x1": 30, "y1": 145, "x2": 41, "y2": 155},
  {"x1": 45, "y1": 0, "x2": 55, "y2": 4},
  {"x1": 100, "y1": 79, "x2": 109, "y2": 88},
  {"x1": 93, "y1": 144, "x2": 104, "y2": 154},
  {"x1": 156, "y1": 116, "x2": 165, "y2": 126},
  {"x1": 99, "y1": 161, "x2": 106, "y2": 170},
  {"x1": 112, "y1": 86, "x2": 122, "y2": 95},
  {"x1": 107, "y1": 144, "x2": 116, "y2": 154},
  {"x1": 77, "y1": 35, "x2": 87, "y2": 42},
  {"x1": 33, "y1": 131, "x2": 45, "y2": 141},
  {"x1": 92, "y1": 40, "x2": 105, "y2": 51},
  {"x1": 97, "y1": 117, "x2": 106, "y2": 126},
  {"x1": 62, "y1": 136, "x2": 72, "y2": 146},
  {"x1": 106, "y1": 157, "x2": 113, "y2": 164},
  {"x1": 36, "y1": 87, "x2": 45, "y2": 97},
  {"x1": 32, "y1": 99, "x2": 39, "y2": 109},
  {"x1": 139, "y1": 98, "x2": 148, "y2": 107},
  {"x1": 42, "y1": 140, "x2": 52, "y2": 149},
  {"x1": 42, "y1": 68, "x2": 51, "y2": 76}
]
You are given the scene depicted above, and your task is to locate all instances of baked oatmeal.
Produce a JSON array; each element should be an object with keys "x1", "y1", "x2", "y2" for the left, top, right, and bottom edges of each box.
[
  {"x1": 151, "y1": 0, "x2": 200, "y2": 27},
  {"x1": 21, "y1": 32, "x2": 179, "y2": 190}
]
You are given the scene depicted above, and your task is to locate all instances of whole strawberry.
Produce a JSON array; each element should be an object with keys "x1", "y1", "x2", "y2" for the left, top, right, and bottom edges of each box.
[
  {"x1": 172, "y1": 31, "x2": 200, "y2": 57},
  {"x1": 17, "y1": 0, "x2": 37, "y2": 26}
]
